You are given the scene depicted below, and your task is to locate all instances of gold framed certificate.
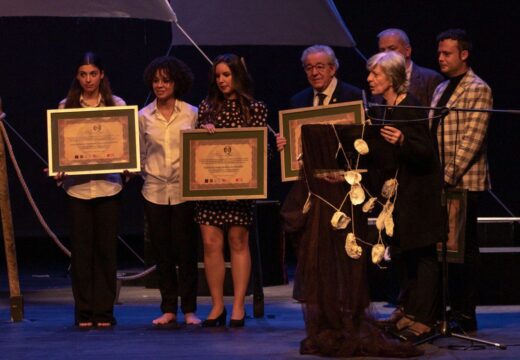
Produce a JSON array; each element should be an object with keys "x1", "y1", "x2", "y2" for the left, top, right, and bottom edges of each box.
[
  {"x1": 47, "y1": 106, "x2": 140, "y2": 176},
  {"x1": 278, "y1": 100, "x2": 364, "y2": 181},
  {"x1": 180, "y1": 127, "x2": 267, "y2": 200}
]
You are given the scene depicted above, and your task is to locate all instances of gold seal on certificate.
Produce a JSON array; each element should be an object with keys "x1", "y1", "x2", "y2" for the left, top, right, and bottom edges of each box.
[
  {"x1": 180, "y1": 127, "x2": 267, "y2": 200},
  {"x1": 47, "y1": 106, "x2": 140, "y2": 176}
]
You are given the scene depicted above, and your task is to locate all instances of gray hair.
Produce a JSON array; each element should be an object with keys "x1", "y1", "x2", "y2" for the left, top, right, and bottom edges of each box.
[
  {"x1": 367, "y1": 51, "x2": 409, "y2": 94},
  {"x1": 377, "y1": 28, "x2": 411, "y2": 47},
  {"x1": 301, "y1": 44, "x2": 339, "y2": 69}
]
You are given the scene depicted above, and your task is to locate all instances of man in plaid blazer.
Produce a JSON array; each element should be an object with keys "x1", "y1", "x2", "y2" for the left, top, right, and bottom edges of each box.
[{"x1": 430, "y1": 29, "x2": 493, "y2": 332}]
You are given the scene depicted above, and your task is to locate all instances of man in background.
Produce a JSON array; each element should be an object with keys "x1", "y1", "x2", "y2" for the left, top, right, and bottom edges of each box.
[
  {"x1": 431, "y1": 28, "x2": 493, "y2": 332},
  {"x1": 378, "y1": 28, "x2": 444, "y2": 106}
]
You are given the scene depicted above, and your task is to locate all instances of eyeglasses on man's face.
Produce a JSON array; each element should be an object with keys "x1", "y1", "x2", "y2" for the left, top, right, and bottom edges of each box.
[{"x1": 303, "y1": 63, "x2": 331, "y2": 73}]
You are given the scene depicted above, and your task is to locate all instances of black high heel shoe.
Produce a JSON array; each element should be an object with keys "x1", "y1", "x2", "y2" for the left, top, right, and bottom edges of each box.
[
  {"x1": 202, "y1": 308, "x2": 227, "y2": 327},
  {"x1": 229, "y1": 314, "x2": 245, "y2": 328}
]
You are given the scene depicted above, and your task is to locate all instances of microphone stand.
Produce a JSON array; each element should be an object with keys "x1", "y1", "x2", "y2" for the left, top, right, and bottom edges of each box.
[{"x1": 367, "y1": 100, "x2": 507, "y2": 349}]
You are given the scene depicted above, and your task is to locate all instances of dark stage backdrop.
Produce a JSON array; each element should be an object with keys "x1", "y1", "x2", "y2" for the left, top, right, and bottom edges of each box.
[{"x1": 0, "y1": 0, "x2": 519, "y2": 241}]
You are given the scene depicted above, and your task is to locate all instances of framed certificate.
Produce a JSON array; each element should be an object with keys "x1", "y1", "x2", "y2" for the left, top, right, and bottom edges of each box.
[
  {"x1": 180, "y1": 127, "x2": 267, "y2": 201},
  {"x1": 278, "y1": 100, "x2": 364, "y2": 181},
  {"x1": 47, "y1": 106, "x2": 140, "y2": 176}
]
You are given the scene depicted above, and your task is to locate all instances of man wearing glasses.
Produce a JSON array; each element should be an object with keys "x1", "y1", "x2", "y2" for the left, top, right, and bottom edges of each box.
[
  {"x1": 290, "y1": 44, "x2": 361, "y2": 108},
  {"x1": 277, "y1": 45, "x2": 361, "y2": 301}
]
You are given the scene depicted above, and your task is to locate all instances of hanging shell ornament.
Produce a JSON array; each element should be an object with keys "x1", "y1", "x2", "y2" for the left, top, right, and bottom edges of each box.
[
  {"x1": 371, "y1": 243, "x2": 386, "y2": 264},
  {"x1": 384, "y1": 213, "x2": 394, "y2": 237},
  {"x1": 375, "y1": 209, "x2": 386, "y2": 231},
  {"x1": 302, "y1": 192, "x2": 312, "y2": 214},
  {"x1": 362, "y1": 197, "x2": 377, "y2": 213},
  {"x1": 350, "y1": 184, "x2": 366, "y2": 205},
  {"x1": 345, "y1": 232, "x2": 362, "y2": 259},
  {"x1": 381, "y1": 178, "x2": 398, "y2": 199},
  {"x1": 330, "y1": 211, "x2": 351, "y2": 230},
  {"x1": 354, "y1": 138, "x2": 369, "y2": 155},
  {"x1": 375, "y1": 201, "x2": 394, "y2": 231},
  {"x1": 344, "y1": 170, "x2": 362, "y2": 185}
]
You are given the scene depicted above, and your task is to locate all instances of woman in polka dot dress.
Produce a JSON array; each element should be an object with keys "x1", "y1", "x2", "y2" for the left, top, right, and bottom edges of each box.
[{"x1": 196, "y1": 54, "x2": 267, "y2": 327}]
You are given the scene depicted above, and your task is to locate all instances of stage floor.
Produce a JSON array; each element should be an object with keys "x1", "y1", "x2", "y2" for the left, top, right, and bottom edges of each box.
[{"x1": 1, "y1": 272, "x2": 520, "y2": 359}]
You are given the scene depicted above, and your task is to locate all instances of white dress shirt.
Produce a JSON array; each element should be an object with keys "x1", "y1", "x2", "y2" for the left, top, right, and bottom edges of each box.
[
  {"x1": 139, "y1": 99, "x2": 198, "y2": 205},
  {"x1": 312, "y1": 77, "x2": 338, "y2": 106},
  {"x1": 58, "y1": 94, "x2": 126, "y2": 200}
]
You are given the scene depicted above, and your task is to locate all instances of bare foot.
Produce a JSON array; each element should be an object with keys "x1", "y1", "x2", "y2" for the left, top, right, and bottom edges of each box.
[
  {"x1": 152, "y1": 312, "x2": 176, "y2": 325},
  {"x1": 78, "y1": 322, "x2": 93, "y2": 328},
  {"x1": 184, "y1": 312, "x2": 201, "y2": 325}
]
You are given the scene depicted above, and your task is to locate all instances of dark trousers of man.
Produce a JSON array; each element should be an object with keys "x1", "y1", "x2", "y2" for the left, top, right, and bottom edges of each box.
[
  {"x1": 449, "y1": 191, "x2": 481, "y2": 322},
  {"x1": 144, "y1": 199, "x2": 198, "y2": 315},
  {"x1": 394, "y1": 244, "x2": 440, "y2": 325},
  {"x1": 68, "y1": 194, "x2": 120, "y2": 325}
]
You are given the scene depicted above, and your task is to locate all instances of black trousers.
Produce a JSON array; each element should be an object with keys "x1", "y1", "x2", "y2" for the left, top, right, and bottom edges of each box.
[
  {"x1": 144, "y1": 199, "x2": 198, "y2": 315},
  {"x1": 68, "y1": 193, "x2": 120, "y2": 324},
  {"x1": 448, "y1": 191, "x2": 481, "y2": 318},
  {"x1": 394, "y1": 244, "x2": 440, "y2": 325}
]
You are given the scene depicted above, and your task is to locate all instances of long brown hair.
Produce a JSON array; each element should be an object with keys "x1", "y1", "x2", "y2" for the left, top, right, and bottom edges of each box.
[
  {"x1": 64, "y1": 52, "x2": 115, "y2": 108},
  {"x1": 203, "y1": 54, "x2": 254, "y2": 125}
]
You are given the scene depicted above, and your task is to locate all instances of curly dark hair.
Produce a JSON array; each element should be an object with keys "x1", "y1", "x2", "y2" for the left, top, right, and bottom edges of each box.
[
  {"x1": 64, "y1": 51, "x2": 115, "y2": 108},
  {"x1": 143, "y1": 56, "x2": 194, "y2": 100},
  {"x1": 203, "y1": 53, "x2": 254, "y2": 124}
]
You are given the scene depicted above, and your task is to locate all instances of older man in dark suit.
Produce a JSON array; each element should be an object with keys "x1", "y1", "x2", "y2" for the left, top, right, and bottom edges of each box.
[
  {"x1": 276, "y1": 45, "x2": 361, "y2": 301},
  {"x1": 378, "y1": 28, "x2": 444, "y2": 106},
  {"x1": 289, "y1": 44, "x2": 361, "y2": 108}
]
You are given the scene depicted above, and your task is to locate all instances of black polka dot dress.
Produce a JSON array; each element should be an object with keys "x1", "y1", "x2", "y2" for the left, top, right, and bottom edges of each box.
[{"x1": 194, "y1": 98, "x2": 268, "y2": 228}]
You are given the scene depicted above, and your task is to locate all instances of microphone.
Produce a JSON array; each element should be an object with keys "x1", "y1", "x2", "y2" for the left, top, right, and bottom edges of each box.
[
  {"x1": 362, "y1": 90, "x2": 369, "y2": 114},
  {"x1": 362, "y1": 90, "x2": 371, "y2": 123}
]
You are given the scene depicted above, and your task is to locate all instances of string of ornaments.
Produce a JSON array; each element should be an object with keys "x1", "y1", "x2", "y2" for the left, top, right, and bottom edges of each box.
[{"x1": 300, "y1": 123, "x2": 399, "y2": 266}]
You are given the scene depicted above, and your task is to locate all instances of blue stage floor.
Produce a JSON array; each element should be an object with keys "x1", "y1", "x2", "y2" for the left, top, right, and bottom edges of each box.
[{"x1": 1, "y1": 272, "x2": 520, "y2": 359}]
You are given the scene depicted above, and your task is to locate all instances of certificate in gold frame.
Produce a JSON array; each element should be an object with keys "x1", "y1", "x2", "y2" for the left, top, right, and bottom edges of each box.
[
  {"x1": 278, "y1": 100, "x2": 364, "y2": 181},
  {"x1": 47, "y1": 105, "x2": 140, "y2": 176},
  {"x1": 180, "y1": 127, "x2": 267, "y2": 200}
]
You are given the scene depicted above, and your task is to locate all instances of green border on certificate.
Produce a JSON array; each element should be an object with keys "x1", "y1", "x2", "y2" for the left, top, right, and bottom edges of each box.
[
  {"x1": 278, "y1": 100, "x2": 364, "y2": 181},
  {"x1": 180, "y1": 127, "x2": 267, "y2": 200},
  {"x1": 47, "y1": 105, "x2": 140, "y2": 176}
]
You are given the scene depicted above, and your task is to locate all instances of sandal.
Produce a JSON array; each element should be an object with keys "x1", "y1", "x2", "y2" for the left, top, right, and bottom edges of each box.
[{"x1": 397, "y1": 323, "x2": 436, "y2": 345}]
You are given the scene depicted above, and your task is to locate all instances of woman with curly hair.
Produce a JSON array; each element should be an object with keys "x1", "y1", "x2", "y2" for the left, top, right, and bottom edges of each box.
[{"x1": 139, "y1": 56, "x2": 200, "y2": 326}]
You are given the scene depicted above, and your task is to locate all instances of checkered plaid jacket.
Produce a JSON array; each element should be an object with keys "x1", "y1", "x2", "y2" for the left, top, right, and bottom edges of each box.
[{"x1": 430, "y1": 68, "x2": 493, "y2": 191}]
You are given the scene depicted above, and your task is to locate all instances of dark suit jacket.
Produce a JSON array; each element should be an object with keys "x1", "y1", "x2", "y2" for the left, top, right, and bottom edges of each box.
[
  {"x1": 409, "y1": 63, "x2": 444, "y2": 106},
  {"x1": 384, "y1": 94, "x2": 443, "y2": 250},
  {"x1": 289, "y1": 79, "x2": 362, "y2": 108}
]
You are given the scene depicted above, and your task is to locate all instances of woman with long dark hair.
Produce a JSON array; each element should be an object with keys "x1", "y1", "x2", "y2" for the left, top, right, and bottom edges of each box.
[
  {"x1": 196, "y1": 54, "x2": 267, "y2": 327},
  {"x1": 57, "y1": 52, "x2": 125, "y2": 328}
]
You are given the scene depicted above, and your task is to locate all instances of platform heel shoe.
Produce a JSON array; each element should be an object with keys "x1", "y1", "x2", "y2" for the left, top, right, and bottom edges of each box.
[{"x1": 202, "y1": 308, "x2": 227, "y2": 327}]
